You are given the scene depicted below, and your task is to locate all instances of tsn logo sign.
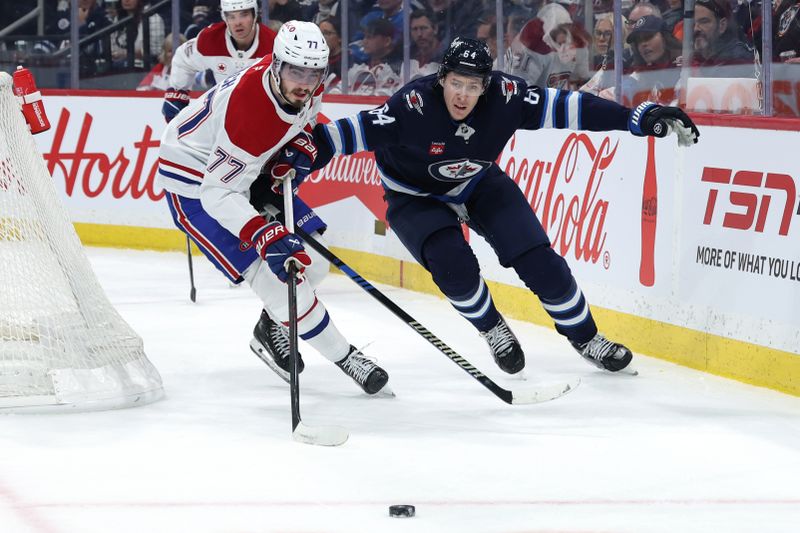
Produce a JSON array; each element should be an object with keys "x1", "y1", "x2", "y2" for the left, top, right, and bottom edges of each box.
[{"x1": 701, "y1": 166, "x2": 798, "y2": 236}]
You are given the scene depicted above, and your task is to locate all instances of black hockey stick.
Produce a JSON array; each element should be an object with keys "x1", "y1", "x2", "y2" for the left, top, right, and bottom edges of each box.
[
  {"x1": 295, "y1": 227, "x2": 579, "y2": 405},
  {"x1": 186, "y1": 235, "x2": 197, "y2": 302},
  {"x1": 283, "y1": 178, "x2": 348, "y2": 446}
]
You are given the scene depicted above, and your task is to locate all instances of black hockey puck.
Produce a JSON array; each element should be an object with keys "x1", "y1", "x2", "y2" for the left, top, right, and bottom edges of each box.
[{"x1": 389, "y1": 504, "x2": 415, "y2": 518}]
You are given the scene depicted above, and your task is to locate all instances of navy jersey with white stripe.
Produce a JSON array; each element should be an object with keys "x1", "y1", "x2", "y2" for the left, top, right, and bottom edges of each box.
[{"x1": 313, "y1": 72, "x2": 631, "y2": 201}]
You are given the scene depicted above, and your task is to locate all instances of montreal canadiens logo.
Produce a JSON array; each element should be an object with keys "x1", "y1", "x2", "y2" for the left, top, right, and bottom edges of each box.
[{"x1": 428, "y1": 159, "x2": 491, "y2": 181}]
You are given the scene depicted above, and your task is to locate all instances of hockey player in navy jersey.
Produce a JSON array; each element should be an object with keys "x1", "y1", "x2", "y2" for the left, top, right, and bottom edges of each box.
[
  {"x1": 309, "y1": 37, "x2": 699, "y2": 374},
  {"x1": 156, "y1": 21, "x2": 389, "y2": 395}
]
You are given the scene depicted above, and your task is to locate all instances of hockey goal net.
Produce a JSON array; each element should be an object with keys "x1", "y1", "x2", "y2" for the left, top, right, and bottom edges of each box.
[{"x1": 0, "y1": 71, "x2": 164, "y2": 411}]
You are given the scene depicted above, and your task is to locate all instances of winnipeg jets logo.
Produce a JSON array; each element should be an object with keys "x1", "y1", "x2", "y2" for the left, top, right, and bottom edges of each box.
[
  {"x1": 428, "y1": 159, "x2": 491, "y2": 181},
  {"x1": 455, "y1": 123, "x2": 476, "y2": 143},
  {"x1": 500, "y1": 76, "x2": 518, "y2": 104},
  {"x1": 404, "y1": 90, "x2": 424, "y2": 115}
]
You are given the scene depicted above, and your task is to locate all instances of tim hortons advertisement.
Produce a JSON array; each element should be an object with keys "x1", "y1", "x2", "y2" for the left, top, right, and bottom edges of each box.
[{"x1": 32, "y1": 94, "x2": 799, "y2": 352}]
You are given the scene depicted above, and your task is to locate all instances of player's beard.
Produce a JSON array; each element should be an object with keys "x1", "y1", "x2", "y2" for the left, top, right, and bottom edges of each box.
[
  {"x1": 285, "y1": 88, "x2": 311, "y2": 109},
  {"x1": 280, "y1": 81, "x2": 312, "y2": 109}
]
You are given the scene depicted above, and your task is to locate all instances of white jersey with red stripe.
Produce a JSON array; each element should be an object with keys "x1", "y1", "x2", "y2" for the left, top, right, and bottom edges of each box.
[
  {"x1": 158, "y1": 54, "x2": 323, "y2": 239},
  {"x1": 169, "y1": 21, "x2": 277, "y2": 90}
]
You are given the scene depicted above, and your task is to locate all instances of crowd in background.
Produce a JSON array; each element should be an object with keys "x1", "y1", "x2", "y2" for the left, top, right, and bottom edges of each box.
[{"x1": 1, "y1": 0, "x2": 799, "y2": 113}]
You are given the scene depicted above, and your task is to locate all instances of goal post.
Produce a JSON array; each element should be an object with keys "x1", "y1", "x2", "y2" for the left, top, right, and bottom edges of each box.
[{"x1": 0, "y1": 71, "x2": 164, "y2": 412}]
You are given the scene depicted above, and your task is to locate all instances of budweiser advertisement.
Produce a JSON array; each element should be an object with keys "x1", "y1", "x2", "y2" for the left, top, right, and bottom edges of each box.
[{"x1": 32, "y1": 93, "x2": 799, "y2": 354}]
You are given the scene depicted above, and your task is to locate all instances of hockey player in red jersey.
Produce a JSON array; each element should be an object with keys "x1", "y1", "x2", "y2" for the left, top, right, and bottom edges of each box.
[
  {"x1": 157, "y1": 21, "x2": 390, "y2": 395},
  {"x1": 162, "y1": 0, "x2": 277, "y2": 123}
]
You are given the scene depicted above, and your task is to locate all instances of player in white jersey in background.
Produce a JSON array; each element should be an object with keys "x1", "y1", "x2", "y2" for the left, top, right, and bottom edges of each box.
[
  {"x1": 156, "y1": 21, "x2": 390, "y2": 395},
  {"x1": 162, "y1": 0, "x2": 277, "y2": 122}
]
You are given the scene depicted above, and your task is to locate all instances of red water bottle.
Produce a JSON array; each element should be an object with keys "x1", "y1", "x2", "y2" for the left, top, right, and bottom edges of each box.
[{"x1": 12, "y1": 65, "x2": 51, "y2": 134}]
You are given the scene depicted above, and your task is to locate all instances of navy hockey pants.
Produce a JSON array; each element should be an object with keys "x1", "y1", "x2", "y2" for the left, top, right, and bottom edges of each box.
[{"x1": 385, "y1": 171, "x2": 598, "y2": 343}]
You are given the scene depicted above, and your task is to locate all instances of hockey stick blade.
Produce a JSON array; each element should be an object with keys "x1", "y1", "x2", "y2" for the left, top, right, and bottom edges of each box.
[
  {"x1": 510, "y1": 378, "x2": 580, "y2": 405},
  {"x1": 292, "y1": 421, "x2": 349, "y2": 446}
]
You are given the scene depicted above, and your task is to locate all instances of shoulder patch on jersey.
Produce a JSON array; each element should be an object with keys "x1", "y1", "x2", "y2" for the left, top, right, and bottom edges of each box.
[
  {"x1": 403, "y1": 89, "x2": 424, "y2": 115},
  {"x1": 255, "y1": 23, "x2": 277, "y2": 55},
  {"x1": 197, "y1": 22, "x2": 232, "y2": 57},
  {"x1": 224, "y1": 58, "x2": 289, "y2": 157},
  {"x1": 500, "y1": 76, "x2": 519, "y2": 104}
]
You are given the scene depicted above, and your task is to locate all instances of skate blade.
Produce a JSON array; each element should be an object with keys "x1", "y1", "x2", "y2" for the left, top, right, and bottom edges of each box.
[
  {"x1": 249, "y1": 338, "x2": 290, "y2": 384},
  {"x1": 372, "y1": 384, "x2": 396, "y2": 398}
]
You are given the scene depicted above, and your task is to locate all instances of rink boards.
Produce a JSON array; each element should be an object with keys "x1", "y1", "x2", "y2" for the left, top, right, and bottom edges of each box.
[{"x1": 33, "y1": 90, "x2": 800, "y2": 396}]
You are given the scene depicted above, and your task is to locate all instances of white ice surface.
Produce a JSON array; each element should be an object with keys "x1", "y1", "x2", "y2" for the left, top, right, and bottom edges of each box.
[{"x1": 1, "y1": 248, "x2": 799, "y2": 533}]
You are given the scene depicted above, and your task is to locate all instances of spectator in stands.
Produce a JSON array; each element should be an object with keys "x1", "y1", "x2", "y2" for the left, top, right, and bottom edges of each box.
[
  {"x1": 355, "y1": 0, "x2": 405, "y2": 42},
  {"x1": 313, "y1": 0, "x2": 341, "y2": 24},
  {"x1": 137, "y1": 32, "x2": 186, "y2": 91},
  {"x1": 426, "y1": 0, "x2": 481, "y2": 42},
  {"x1": 774, "y1": 0, "x2": 800, "y2": 62},
  {"x1": 662, "y1": 0, "x2": 683, "y2": 32},
  {"x1": 628, "y1": 2, "x2": 662, "y2": 26},
  {"x1": 268, "y1": 0, "x2": 311, "y2": 24},
  {"x1": 627, "y1": 15, "x2": 682, "y2": 69},
  {"x1": 626, "y1": 15, "x2": 682, "y2": 103},
  {"x1": 318, "y1": 16, "x2": 343, "y2": 88},
  {"x1": 340, "y1": 18, "x2": 401, "y2": 95},
  {"x1": 505, "y1": 3, "x2": 591, "y2": 89},
  {"x1": 405, "y1": 10, "x2": 447, "y2": 80},
  {"x1": 691, "y1": 0, "x2": 753, "y2": 66},
  {"x1": 591, "y1": 13, "x2": 615, "y2": 71},
  {"x1": 583, "y1": 15, "x2": 680, "y2": 104},
  {"x1": 580, "y1": 13, "x2": 629, "y2": 96},
  {"x1": 504, "y1": 0, "x2": 542, "y2": 20},
  {"x1": 476, "y1": 12, "x2": 497, "y2": 60},
  {"x1": 110, "y1": 0, "x2": 166, "y2": 68},
  {"x1": 509, "y1": 11, "x2": 529, "y2": 42},
  {"x1": 45, "y1": 0, "x2": 112, "y2": 70},
  {"x1": 624, "y1": 1, "x2": 662, "y2": 65},
  {"x1": 184, "y1": 1, "x2": 217, "y2": 40}
]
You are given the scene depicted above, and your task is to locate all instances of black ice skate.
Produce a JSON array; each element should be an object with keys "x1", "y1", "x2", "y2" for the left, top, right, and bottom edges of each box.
[
  {"x1": 570, "y1": 333, "x2": 633, "y2": 372},
  {"x1": 335, "y1": 346, "x2": 389, "y2": 395},
  {"x1": 249, "y1": 310, "x2": 304, "y2": 383},
  {"x1": 480, "y1": 316, "x2": 525, "y2": 374}
]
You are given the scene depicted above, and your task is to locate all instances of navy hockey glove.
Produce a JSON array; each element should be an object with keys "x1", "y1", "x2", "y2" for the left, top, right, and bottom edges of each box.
[
  {"x1": 162, "y1": 88, "x2": 190, "y2": 123},
  {"x1": 628, "y1": 102, "x2": 700, "y2": 147},
  {"x1": 240, "y1": 219, "x2": 312, "y2": 282},
  {"x1": 269, "y1": 132, "x2": 318, "y2": 194}
]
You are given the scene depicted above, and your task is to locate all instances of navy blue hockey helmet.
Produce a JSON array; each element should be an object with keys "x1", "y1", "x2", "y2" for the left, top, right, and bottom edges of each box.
[{"x1": 438, "y1": 37, "x2": 493, "y2": 89}]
